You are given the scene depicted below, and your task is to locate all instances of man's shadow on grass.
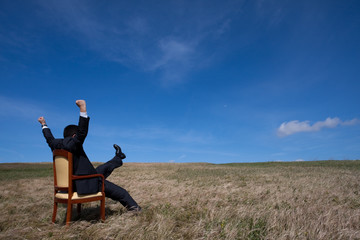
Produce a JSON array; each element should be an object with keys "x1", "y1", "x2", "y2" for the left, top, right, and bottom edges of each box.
[{"x1": 56, "y1": 206, "x2": 125, "y2": 225}]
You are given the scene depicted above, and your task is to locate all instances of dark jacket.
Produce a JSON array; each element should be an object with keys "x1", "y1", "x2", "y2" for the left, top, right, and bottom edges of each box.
[{"x1": 43, "y1": 116, "x2": 99, "y2": 194}]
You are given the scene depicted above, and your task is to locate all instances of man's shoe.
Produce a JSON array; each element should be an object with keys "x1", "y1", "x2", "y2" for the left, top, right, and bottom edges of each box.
[
  {"x1": 128, "y1": 206, "x2": 142, "y2": 212},
  {"x1": 113, "y1": 144, "x2": 126, "y2": 159},
  {"x1": 113, "y1": 144, "x2": 121, "y2": 155}
]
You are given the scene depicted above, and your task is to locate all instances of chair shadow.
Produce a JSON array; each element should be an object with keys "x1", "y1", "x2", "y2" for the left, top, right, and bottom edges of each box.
[{"x1": 58, "y1": 205, "x2": 125, "y2": 225}]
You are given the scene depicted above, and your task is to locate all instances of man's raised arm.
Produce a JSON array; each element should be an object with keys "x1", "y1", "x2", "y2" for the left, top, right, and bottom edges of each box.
[
  {"x1": 75, "y1": 99, "x2": 89, "y2": 143},
  {"x1": 38, "y1": 116, "x2": 57, "y2": 150}
]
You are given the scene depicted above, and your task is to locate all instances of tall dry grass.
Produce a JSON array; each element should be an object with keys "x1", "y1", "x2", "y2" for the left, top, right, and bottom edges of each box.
[{"x1": 0, "y1": 161, "x2": 360, "y2": 239}]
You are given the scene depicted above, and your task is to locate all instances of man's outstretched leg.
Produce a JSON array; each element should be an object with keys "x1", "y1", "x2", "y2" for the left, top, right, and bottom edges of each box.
[
  {"x1": 96, "y1": 144, "x2": 141, "y2": 211},
  {"x1": 104, "y1": 180, "x2": 141, "y2": 211},
  {"x1": 96, "y1": 144, "x2": 125, "y2": 179}
]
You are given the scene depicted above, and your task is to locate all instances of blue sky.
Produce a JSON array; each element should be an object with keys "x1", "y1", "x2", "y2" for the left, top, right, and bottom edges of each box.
[{"x1": 1, "y1": 0, "x2": 359, "y2": 163}]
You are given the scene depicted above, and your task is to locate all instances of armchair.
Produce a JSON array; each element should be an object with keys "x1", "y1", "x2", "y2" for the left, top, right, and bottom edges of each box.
[{"x1": 52, "y1": 149, "x2": 105, "y2": 225}]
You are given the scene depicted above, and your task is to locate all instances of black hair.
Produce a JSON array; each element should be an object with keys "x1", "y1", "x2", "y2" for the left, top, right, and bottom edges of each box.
[{"x1": 63, "y1": 125, "x2": 78, "y2": 138}]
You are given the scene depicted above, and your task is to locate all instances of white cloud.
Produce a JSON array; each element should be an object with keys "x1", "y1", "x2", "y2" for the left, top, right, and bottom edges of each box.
[
  {"x1": 343, "y1": 118, "x2": 360, "y2": 126},
  {"x1": 277, "y1": 117, "x2": 360, "y2": 137}
]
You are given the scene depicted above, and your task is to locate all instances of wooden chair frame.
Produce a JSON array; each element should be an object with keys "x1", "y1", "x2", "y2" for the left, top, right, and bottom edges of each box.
[{"x1": 52, "y1": 149, "x2": 105, "y2": 225}]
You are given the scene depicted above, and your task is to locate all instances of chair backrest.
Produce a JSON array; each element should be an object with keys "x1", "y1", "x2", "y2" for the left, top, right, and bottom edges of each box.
[
  {"x1": 54, "y1": 155, "x2": 69, "y2": 187},
  {"x1": 53, "y1": 149, "x2": 73, "y2": 191}
]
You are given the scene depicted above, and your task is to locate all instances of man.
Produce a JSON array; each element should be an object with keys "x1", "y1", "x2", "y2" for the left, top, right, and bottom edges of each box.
[{"x1": 38, "y1": 99, "x2": 141, "y2": 212}]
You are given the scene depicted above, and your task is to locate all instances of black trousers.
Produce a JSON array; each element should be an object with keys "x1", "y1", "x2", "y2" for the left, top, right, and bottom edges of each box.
[{"x1": 95, "y1": 156, "x2": 139, "y2": 210}]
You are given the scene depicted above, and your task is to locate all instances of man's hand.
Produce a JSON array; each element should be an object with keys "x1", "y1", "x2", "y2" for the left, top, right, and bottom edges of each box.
[
  {"x1": 38, "y1": 116, "x2": 46, "y2": 126},
  {"x1": 76, "y1": 100, "x2": 87, "y2": 112}
]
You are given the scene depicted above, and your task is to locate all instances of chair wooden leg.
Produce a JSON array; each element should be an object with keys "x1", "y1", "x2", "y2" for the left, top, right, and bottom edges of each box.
[
  {"x1": 100, "y1": 198, "x2": 105, "y2": 222},
  {"x1": 52, "y1": 202, "x2": 58, "y2": 223},
  {"x1": 66, "y1": 203, "x2": 72, "y2": 226}
]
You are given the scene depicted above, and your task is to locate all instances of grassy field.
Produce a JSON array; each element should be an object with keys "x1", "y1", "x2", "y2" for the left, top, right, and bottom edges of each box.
[{"x1": 0, "y1": 160, "x2": 360, "y2": 239}]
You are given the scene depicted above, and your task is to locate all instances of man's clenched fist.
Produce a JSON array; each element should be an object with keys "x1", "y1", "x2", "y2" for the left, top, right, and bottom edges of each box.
[
  {"x1": 38, "y1": 116, "x2": 46, "y2": 125},
  {"x1": 76, "y1": 100, "x2": 87, "y2": 112}
]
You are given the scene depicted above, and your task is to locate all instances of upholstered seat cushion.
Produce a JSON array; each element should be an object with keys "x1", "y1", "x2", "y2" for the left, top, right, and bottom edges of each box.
[{"x1": 55, "y1": 192, "x2": 103, "y2": 200}]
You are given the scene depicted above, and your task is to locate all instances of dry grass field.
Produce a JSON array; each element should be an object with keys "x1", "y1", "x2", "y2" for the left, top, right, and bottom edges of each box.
[{"x1": 0, "y1": 160, "x2": 360, "y2": 239}]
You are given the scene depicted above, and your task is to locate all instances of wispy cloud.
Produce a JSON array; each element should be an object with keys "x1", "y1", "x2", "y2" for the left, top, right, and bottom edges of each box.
[
  {"x1": 35, "y1": 0, "x2": 238, "y2": 85},
  {"x1": 0, "y1": 147, "x2": 25, "y2": 162},
  {"x1": 169, "y1": 154, "x2": 187, "y2": 163},
  {"x1": 0, "y1": 95, "x2": 44, "y2": 119},
  {"x1": 277, "y1": 117, "x2": 360, "y2": 137},
  {"x1": 90, "y1": 124, "x2": 213, "y2": 144},
  {"x1": 150, "y1": 39, "x2": 195, "y2": 85},
  {"x1": 0, "y1": 95, "x2": 73, "y2": 125}
]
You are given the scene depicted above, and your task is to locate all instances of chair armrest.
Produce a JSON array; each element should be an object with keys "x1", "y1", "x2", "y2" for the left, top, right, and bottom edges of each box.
[
  {"x1": 72, "y1": 174, "x2": 105, "y2": 192},
  {"x1": 72, "y1": 174, "x2": 104, "y2": 180}
]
